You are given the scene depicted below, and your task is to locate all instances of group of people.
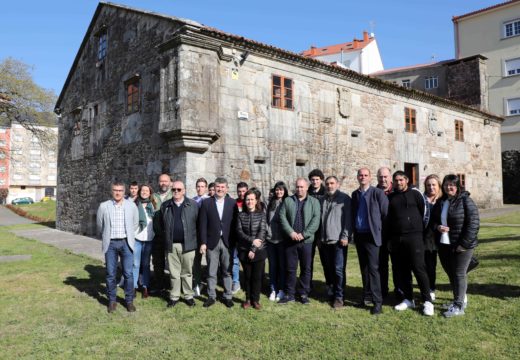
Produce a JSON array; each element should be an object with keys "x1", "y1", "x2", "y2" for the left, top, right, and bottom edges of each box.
[{"x1": 96, "y1": 167, "x2": 480, "y2": 318}]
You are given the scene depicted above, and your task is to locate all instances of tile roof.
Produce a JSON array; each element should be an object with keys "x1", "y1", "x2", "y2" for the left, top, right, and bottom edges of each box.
[
  {"x1": 301, "y1": 32, "x2": 373, "y2": 57},
  {"x1": 452, "y1": 0, "x2": 520, "y2": 22}
]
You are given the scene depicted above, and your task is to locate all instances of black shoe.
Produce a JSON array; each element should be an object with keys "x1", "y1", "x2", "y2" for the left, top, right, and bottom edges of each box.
[
  {"x1": 203, "y1": 298, "x2": 216, "y2": 308},
  {"x1": 278, "y1": 296, "x2": 295, "y2": 305},
  {"x1": 371, "y1": 305, "x2": 383, "y2": 315},
  {"x1": 185, "y1": 298, "x2": 196, "y2": 307},
  {"x1": 167, "y1": 299, "x2": 178, "y2": 308},
  {"x1": 299, "y1": 296, "x2": 310, "y2": 305},
  {"x1": 223, "y1": 299, "x2": 234, "y2": 308},
  {"x1": 126, "y1": 302, "x2": 136, "y2": 312}
]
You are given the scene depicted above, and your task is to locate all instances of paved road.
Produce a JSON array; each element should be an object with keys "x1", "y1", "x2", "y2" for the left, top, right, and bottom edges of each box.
[{"x1": 0, "y1": 205, "x2": 35, "y2": 225}]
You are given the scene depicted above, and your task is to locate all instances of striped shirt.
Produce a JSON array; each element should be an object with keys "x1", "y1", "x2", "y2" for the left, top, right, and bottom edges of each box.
[{"x1": 110, "y1": 200, "x2": 127, "y2": 238}]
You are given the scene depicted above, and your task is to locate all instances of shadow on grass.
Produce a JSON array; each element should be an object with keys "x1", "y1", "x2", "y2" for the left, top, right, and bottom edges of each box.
[
  {"x1": 64, "y1": 264, "x2": 109, "y2": 306},
  {"x1": 479, "y1": 235, "x2": 520, "y2": 244},
  {"x1": 35, "y1": 221, "x2": 56, "y2": 228},
  {"x1": 435, "y1": 282, "x2": 520, "y2": 299},
  {"x1": 477, "y1": 253, "x2": 520, "y2": 261}
]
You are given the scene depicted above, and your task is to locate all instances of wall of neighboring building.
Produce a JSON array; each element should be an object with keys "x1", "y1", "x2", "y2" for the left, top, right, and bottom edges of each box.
[
  {"x1": 361, "y1": 40, "x2": 384, "y2": 74},
  {"x1": 0, "y1": 127, "x2": 10, "y2": 203},
  {"x1": 313, "y1": 51, "x2": 361, "y2": 72},
  {"x1": 7, "y1": 124, "x2": 57, "y2": 203},
  {"x1": 455, "y1": 2, "x2": 520, "y2": 151}
]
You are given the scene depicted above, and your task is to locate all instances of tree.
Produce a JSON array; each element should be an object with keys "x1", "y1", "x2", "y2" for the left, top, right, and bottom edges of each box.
[{"x1": 0, "y1": 57, "x2": 57, "y2": 148}]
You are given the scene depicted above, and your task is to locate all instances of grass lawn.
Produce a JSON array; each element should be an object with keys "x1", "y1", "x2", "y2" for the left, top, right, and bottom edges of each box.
[
  {"x1": 484, "y1": 211, "x2": 520, "y2": 225},
  {"x1": 0, "y1": 220, "x2": 519, "y2": 359},
  {"x1": 8, "y1": 200, "x2": 56, "y2": 222}
]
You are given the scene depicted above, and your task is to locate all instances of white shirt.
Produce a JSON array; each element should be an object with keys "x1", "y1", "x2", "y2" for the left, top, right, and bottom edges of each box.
[
  {"x1": 215, "y1": 197, "x2": 225, "y2": 236},
  {"x1": 135, "y1": 206, "x2": 154, "y2": 241},
  {"x1": 440, "y1": 200, "x2": 450, "y2": 245}
]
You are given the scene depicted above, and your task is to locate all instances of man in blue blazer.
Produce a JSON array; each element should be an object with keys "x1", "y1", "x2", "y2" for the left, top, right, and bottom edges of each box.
[
  {"x1": 198, "y1": 177, "x2": 237, "y2": 308},
  {"x1": 351, "y1": 168, "x2": 388, "y2": 315},
  {"x1": 97, "y1": 181, "x2": 139, "y2": 313}
]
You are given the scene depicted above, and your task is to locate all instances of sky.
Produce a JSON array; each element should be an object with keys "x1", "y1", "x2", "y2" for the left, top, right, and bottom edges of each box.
[{"x1": 0, "y1": 0, "x2": 503, "y2": 96}]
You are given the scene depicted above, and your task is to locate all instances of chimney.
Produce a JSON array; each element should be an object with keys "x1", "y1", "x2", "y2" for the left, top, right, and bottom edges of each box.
[
  {"x1": 363, "y1": 31, "x2": 369, "y2": 42},
  {"x1": 310, "y1": 46, "x2": 317, "y2": 56}
]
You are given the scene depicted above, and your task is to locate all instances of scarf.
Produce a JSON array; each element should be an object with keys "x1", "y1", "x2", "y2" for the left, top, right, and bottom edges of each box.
[{"x1": 137, "y1": 199, "x2": 155, "y2": 232}]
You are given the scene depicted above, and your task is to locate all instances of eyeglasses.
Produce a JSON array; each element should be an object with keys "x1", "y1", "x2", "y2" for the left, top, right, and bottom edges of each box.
[{"x1": 172, "y1": 188, "x2": 183, "y2": 192}]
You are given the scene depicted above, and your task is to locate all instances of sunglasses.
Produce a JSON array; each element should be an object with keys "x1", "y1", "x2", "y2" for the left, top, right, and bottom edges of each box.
[{"x1": 172, "y1": 188, "x2": 183, "y2": 192}]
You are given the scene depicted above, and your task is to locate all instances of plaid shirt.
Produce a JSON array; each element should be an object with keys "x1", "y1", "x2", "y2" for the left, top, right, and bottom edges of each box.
[{"x1": 110, "y1": 200, "x2": 127, "y2": 238}]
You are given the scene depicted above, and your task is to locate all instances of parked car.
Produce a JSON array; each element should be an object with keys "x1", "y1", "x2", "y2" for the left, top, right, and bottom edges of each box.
[
  {"x1": 11, "y1": 197, "x2": 34, "y2": 205},
  {"x1": 40, "y1": 196, "x2": 53, "y2": 202}
]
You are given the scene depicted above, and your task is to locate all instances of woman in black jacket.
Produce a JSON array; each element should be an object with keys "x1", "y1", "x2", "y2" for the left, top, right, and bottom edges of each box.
[
  {"x1": 423, "y1": 174, "x2": 442, "y2": 302},
  {"x1": 236, "y1": 189, "x2": 268, "y2": 310},
  {"x1": 431, "y1": 174, "x2": 480, "y2": 318}
]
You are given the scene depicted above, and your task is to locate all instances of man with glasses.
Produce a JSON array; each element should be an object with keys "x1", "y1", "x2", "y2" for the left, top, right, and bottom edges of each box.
[
  {"x1": 158, "y1": 180, "x2": 199, "y2": 307},
  {"x1": 198, "y1": 177, "x2": 237, "y2": 308},
  {"x1": 97, "y1": 181, "x2": 139, "y2": 313}
]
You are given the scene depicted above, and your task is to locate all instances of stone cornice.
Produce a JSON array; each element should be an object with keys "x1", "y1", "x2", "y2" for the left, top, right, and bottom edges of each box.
[{"x1": 161, "y1": 127, "x2": 220, "y2": 153}]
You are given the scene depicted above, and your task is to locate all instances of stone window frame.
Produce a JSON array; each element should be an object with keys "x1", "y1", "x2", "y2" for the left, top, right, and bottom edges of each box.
[
  {"x1": 457, "y1": 173, "x2": 466, "y2": 190},
  {"x1": 125, "y1": 75, "x2": 141, "y2": 115},
  {"x1": 94, "y1": 26, "x2": 108, "y2": 62},
  {"x1": 503, "y1": 19, "x2": 520, "y2": 39},
  {"x1": 504, "y1": 57, "x2": 520, "y2": 77},
  {"x1": 404, "y1": 107, "x2": 417, "y2": 133},
  {"x1": 271, "y1": 75, "x2": 294, "y2": 110},
  {"x1": 424, "y1": 76, "x2": 438, "y2": 90},
  {"x1": 454, "y1": 120, "x2": 464, "y2": 142}
]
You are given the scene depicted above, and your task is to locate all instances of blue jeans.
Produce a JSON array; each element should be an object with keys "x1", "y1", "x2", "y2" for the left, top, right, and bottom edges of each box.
[
  {"x1": 321, "y1": 242, "x2": 349, "y2": 299},
  {"x1": 232, "y1": 247, "x2": 240, "y2": 284},
  {"x1": 133, "y1": 240, "x2": 153, "y2": 289},
  {"x1": 105, "y1": 239, "x2": 134, "y2": 303},
  {"x1": 267, "y1": 242, "x2": 286, "y2": 293}
]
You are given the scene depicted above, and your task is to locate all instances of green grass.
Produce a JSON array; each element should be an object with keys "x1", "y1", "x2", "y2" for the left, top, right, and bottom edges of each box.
[
  {"x1": 484, "y1": 211, "x2": 520, "y2": 225},
  {"x1": 9, "y1": 200, "x2": 56, "y2": 222},
  {"x1": 0, "y1": 220, "x2": 519, "y2": 359}
]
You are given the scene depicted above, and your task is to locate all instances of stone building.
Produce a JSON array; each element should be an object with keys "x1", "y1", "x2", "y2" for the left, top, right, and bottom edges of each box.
[
  {"x1": 372, "y1": 55, "x2": 488, "y2": 111},
  {"x1": 55, "y1": 2, "x2": 503, "y2": 235}
]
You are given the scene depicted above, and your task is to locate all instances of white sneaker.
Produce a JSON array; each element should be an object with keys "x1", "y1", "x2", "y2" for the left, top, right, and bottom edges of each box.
[
  {"x1": 276, "y1": 290, "x2": 285, "y2": 302},
  {"x1": 430, "y1": 291, "x2": 436, "y2": 302},
  {"x1": 394, "y1": 299, "x2": 415, "y2": 311},
  {"x1": 269, "y1": 291, "x2": 276, "y2": 301},
  {"x1": 423, "y1": 301, "x2": 434, "y2": 316}
]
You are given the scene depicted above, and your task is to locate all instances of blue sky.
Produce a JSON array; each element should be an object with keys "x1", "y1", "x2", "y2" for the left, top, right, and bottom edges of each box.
[{"x1": 0, "y1": 0, "x2": 502, "y2": 95}]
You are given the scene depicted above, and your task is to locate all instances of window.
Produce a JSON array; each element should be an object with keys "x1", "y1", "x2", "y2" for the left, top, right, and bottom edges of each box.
[
  {"x1": 507, "y1": 98, "x2": 520, "y2": 115},
  {"x1": 404, "y1": 163, "x2": 419, "y2": 186},
  {"x1": 30, "y1": 149, "x2": 41, "y2": 155},
  {"x1": 401, "y1": 79, "x2": 411, "y2": 88},
  {"x1": 0, "y1": 153, "x2": 5, "y2": 159},
  {"x1": 505, "y1": 58, "x2": 520, "y2": 76},
  {"x1": 404, "y1": 107, "x2": 417, "y2": 133},
  {"x1": 29, "y1": 162, "x2": 41, "y2": 168},
  {"x1": 455, "y1": 120, "x2": 464, "y2": 141},
  {"x1": 29, "y1": 174, "x2": 40, "y2": 181},
  {"x1": 47, "y1": 175, "x2": 56, "y2": 181},
  {"x1": 272, "y1": 75, "x2": 293, "y2": 110},
  {"x1": 13, "y1": 174, "x2": 23, "y2": 180},
  {"x1": 49, "y1": 162, "x2": 57, "y2": 168},
  {"x1": 31, "y1": 137, "x2": 39, "y2": 143},
  {"x1": 0, "y1": 166, "x2": 5, "y2": 173},
  {"x1": 126, "y1": 77, "x2": 140, "y2": 114},
  {"x1": 504, "y1": 19, "x2": 520, "y2": 38},
  {"x1": 0, "y1": 140, "x2": 5, "y2": 147},
  {"x1": 425, "y1": 76, "x2": 438, "y2": 89},
  {"x1": 457, "y1": 173, "x2": 466, "y2": 190},
  {"x1": 98, "y1": 32, "x2": 107, "y2": 61},
  {"x1": 14, "y1": 135, "x2": 22, "y2": 142}
]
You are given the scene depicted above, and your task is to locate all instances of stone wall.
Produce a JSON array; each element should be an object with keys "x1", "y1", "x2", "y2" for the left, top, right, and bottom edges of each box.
[
  {"x1": 446, "y1": 56, "x2": 488, "y2": 110},
  {"x1": 56, "y1": 6, "x2": 504, "y2": 236}
]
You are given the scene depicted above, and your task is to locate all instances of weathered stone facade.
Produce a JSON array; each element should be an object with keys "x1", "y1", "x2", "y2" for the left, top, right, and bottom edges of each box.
[{"x1": 55, "y1": 3, "x2": 504, "y2": 235}]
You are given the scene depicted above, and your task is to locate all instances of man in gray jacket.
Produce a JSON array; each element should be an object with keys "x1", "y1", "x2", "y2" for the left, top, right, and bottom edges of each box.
[
  {"x1": 319, "y1": 176, "x2": 352, "y2": 309},
  {"x1": 97, "y1": 181, "x2": 139, "y2": 313}
]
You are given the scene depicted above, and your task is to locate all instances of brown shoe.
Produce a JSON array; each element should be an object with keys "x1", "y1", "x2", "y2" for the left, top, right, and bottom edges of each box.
[
  {"x1": 333, "y1": 298, "x2": 344, "y2": 309},
  {"x1": 252, "y1": 301, "x2": 262, "y2": 310},
  {"x1": 126, "y1": 302, "x2": 136, "y2": 312},
  {"x1": 242, "y1": 300, "x2": 251, "y2": 309},
  {"x1": 107, "y1": 302, "x2": 117, "y2": 313},
  {"x1": 142, "y1": 287, "x2": 149, "y2": 299}
]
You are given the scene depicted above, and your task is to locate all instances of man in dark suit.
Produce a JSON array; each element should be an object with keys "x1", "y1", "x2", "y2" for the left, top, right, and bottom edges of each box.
[
  {"x1": 351, "y1": 168, "x2": 388, "y2": 315},
  {"x1": 198, "y1": 177, "x2": 237, "y2": 308}
]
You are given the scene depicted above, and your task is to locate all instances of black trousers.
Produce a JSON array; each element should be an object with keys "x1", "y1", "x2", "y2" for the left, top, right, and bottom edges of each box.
[
  {"x1": 152, "y1": 236, "x2": 166, "y2": 290},
  {"x1": 392, "y1": 233, "x2": 432, "y2": 303},
  {"x1": 424, "y1": 249, "x2": 437, "y2": 291},
  {"x1": 355, "y1": 232, "x2": 382, "y2": 306},
  {"x1": 285, "y1": 241, "x2": 313, "y2": 298},
  {"x1": 241, "y1": 259, "x2": 266, "y2": 303},
  {"x1": 379, "y1": 238, "x2": 399, "y2": 297}
]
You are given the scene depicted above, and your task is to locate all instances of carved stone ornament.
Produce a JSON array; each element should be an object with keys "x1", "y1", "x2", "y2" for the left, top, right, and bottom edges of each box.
[
  {"x1": 337, "y1": 87, "x2": 351, "y2": 118},
  {"x1": 428, "y1": 110, "x2": 438, "y2": 135}
]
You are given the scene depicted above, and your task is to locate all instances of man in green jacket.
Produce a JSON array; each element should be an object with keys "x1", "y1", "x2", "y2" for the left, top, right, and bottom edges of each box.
[{"x1": 278, "y1": 178, "x2": 320, "y2": 305}]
